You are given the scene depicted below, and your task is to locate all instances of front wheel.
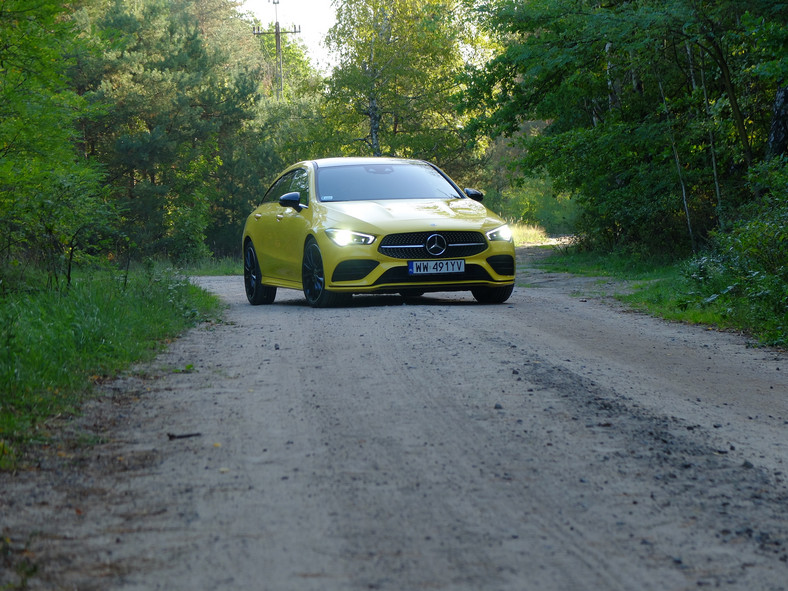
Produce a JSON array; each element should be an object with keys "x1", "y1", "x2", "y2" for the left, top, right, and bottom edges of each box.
[
  {"x1": 302, "y1": 238, "x2": 349, "y2": 308},
  {"x1": 244, "y1": 241, "x2": 276, "y2": 305},
  {"x1": 471, "y1": 284, "x2": 514, "y2": 304}
]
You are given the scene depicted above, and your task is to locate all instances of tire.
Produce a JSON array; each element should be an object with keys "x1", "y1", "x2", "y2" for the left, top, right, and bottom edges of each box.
[
  {"x1": 471, "y1": 284, "x2": 514, "y2": 304},
  {"x1": 244, "y1": 241, "x2": 276, "y2": 305},
  {"x1": 302, "y1": 238, "x2": 349, "y2": 308}
]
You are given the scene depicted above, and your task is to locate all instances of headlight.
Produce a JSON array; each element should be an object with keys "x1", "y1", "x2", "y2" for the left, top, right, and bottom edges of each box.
[
  {"x1": 486, "y1": 224, "x2": 513, "y2": 242},
  {"x1": 326, "y1": 229, "x2": 376, "y2": 246}
]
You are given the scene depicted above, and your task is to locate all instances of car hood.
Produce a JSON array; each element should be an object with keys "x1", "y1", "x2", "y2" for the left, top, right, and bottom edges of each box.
[{"x1": 321, "y1": 198, "x2": 503, "y2": 233}]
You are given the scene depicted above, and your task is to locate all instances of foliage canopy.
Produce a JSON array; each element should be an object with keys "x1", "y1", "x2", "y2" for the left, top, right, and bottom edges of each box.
[{"x1": 462, "y1": 0, "x2": 787, "y2": 253}]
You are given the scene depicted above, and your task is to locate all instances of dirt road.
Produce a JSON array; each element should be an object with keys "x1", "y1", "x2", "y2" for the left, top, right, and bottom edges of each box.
[{"x1": 2, "y1": 247, "x2": 787, "y2": 590}]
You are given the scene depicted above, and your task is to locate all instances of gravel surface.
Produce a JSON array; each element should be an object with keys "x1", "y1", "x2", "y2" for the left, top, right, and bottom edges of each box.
[{"x1": 2, "y1": 246, "x2": 787, "y2": 590}]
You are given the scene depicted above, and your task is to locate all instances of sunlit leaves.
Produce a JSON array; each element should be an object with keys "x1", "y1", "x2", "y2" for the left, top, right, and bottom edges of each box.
[
  {"x1": 323, "y1": 0, "x2": 480, "y2": 166},
  {"x1": 0, "y1": 0, "x2": 106, "y2": 284}
]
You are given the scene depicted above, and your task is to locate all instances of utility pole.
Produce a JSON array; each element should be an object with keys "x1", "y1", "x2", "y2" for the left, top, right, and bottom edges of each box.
[{"x1": 252, "y1": 0, "x2": 300, "y2": 100}]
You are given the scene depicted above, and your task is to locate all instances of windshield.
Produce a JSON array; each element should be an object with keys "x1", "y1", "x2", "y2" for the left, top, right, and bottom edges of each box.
[{"x1": 316, "y1": 162, "x2": 464, "y2": 202}]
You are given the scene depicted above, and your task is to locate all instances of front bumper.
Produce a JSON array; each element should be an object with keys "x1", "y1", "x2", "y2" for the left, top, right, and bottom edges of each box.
[{"x1": 321, "y1": 238, "x2": 515, "y2": 294}]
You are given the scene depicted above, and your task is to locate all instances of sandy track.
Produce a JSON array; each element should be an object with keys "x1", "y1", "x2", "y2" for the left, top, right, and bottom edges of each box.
[{"x1": 2, "y1": 247, "x2": 787, "y2": 590}]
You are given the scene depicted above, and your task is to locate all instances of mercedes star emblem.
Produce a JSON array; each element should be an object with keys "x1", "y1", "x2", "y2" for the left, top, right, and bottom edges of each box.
[{"x1": 425, "y1": 233, "x2": 447, "y2": 256}]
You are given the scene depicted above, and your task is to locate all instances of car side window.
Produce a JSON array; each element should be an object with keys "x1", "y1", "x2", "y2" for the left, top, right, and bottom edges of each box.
[
  {"x1": 289, "y1": 168, "x2": 309, "y2": 207},
  {"x1": 262, "y1": 172, "x2": 296, "y2": 204}
]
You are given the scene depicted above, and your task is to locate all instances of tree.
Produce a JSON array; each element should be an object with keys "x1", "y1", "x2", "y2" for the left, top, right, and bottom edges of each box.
[
  {"x1": 0, "y1": 0, "x2": 106, "y2": 287},
  {"x1": 70, "y1": 0, "x2": 273, "y2": 262},
  {"x1": 462, "y1": 0, "x2": 787, "y2": 253},
  {"x1": 204, "y1": 6, "x2": 326, "y2": 256},
  {"x1": 324, "y1": 0, "x2": 481, "y2": 170}
]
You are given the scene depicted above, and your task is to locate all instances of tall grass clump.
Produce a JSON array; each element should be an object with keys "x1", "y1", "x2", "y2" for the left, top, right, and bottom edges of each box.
[
  {"x1": 512, "y1": 223, "x2": 550, "y2": 245},
  {"x1": 0, "y1": 269, "x2": 221, "y2": 466}
]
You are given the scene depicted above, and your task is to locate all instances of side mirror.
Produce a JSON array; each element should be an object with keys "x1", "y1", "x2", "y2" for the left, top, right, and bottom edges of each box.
[
  {"x1": 464, "y1": 188, "x2": 484, "y2": 202},
  {"x1": 279, "y1": 191, "x2": 306, "y2": 212}
]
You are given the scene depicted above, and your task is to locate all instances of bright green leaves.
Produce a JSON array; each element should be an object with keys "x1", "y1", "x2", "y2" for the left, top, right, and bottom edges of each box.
[
  {"x1": 0, "y1": 0, "x2": 106, "y2": 286},
  {"x1": 324, "y1": 0, "x2": 477, "y2": 164}
]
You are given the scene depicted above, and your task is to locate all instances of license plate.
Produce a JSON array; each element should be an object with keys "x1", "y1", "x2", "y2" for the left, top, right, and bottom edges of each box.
[{"x1": 408, "y1": 260, "x2": 465, "y2": 275}]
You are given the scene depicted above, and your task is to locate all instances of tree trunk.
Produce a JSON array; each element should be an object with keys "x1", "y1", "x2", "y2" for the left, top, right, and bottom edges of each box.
[
  {"x1": 368, "y1": 95, "x2": 382, "y2": 157},
  {"x1": 605, "y1": 42, "x2": 619, "y2": 112},
  {"x1": 658, "y1": 78, "x2": 697, "y2": 254},
  {"x1": 700, "y1": 55, "x2": 724, "y2": 229},
  {"x1": 703, "y1": 38, "x2": 753, "y2": 167},
  {"x1": 767, "y1": 86, "x2": 788, "y2": 159}
]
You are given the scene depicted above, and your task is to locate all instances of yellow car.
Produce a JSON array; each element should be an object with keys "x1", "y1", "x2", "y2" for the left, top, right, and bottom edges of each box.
[{"x1": 242, "y1": 157, "x2": 515, "y2": 307}]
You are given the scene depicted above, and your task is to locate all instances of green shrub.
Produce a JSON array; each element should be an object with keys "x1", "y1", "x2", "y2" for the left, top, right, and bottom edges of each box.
[
  {"x1": 681, "y1": 158, "x2": 788, "y2": 345},
  {"x1": 482, "y1": 175, "x2": 579, "y2": 236},
  {"x1": 0, "y1": 268, "x2": 221, "y2": 461}
]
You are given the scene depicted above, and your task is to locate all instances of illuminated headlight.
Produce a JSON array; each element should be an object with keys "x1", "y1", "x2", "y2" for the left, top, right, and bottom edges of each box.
[
  {"x1": 326, "y1": 229, "x2": 376, "y2": 246},
  {"x1": 486, "y1": 224, "x2": 513, "y2": 242}
]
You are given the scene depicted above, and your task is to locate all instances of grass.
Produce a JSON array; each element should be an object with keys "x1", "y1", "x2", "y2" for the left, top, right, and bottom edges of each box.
[
  {"x1": 534, "y1": 247, "x2": 677, "y2": 280},
  {"x1": 535, "y1": 247, "x2": 787, "y2": 347},
  {"x1": 0, "y1": 268, "x2": 222, "y2": 469},
  {"x1": 182, "y1": 256, "x2": 241, "y2": 276}
]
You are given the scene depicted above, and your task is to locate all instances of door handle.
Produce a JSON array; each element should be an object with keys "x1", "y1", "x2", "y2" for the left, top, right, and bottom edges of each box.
[
  {"x1": 254, "y1": 213, "x2": 262, "y2": 220},
  {"x1": 276, "y1": 214, "x2": 284, "y2": 221}
]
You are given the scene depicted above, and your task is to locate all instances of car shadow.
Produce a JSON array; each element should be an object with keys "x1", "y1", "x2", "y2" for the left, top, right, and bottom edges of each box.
[{"x1": 276, "y1": 293, "x2": 490, "y2": 308}]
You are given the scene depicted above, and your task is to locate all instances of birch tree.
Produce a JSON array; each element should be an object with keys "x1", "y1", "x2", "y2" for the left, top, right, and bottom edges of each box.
[{"x1": 324, "y1": 0, "x2": 481, "y2": 169}]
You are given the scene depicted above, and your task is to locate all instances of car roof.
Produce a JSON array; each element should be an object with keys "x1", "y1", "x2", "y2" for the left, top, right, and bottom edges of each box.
[{"x1": 310, "y1": 157, "x2": 430, "y2": 169}]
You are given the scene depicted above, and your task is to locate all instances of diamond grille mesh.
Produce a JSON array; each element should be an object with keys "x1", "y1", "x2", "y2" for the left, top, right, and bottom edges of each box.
[{"x1": 378, "y1": 231, "x2": 486, "y2": 259}]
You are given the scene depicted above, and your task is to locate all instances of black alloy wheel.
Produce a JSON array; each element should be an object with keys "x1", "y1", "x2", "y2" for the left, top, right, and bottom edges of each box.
[
  {"x1": 244, "y1": 241, "x2": 276, "y2": 305},
  {"x1": 302, "y1": 238, "x2": 347, "y2": 308}
]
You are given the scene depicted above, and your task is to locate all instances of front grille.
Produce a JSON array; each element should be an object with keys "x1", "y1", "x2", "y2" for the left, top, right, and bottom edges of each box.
[{"x1": 378, "y1": 231, "x2": 487, "y2": 259}]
